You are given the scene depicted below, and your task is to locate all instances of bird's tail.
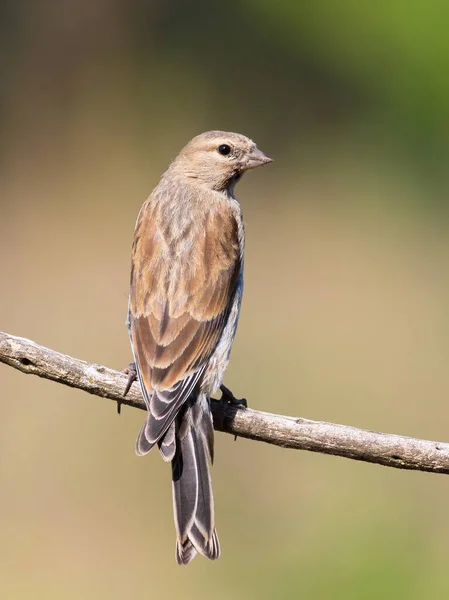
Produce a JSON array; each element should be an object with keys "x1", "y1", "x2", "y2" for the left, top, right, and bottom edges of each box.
[{"x1": 172, "y1": 395, "x2": 220, "y2": 565}]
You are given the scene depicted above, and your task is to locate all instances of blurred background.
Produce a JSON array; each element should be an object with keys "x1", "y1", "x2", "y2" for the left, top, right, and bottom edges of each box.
[{"x1": 1, "y1": 1, "x2": 449, "y2": 598}]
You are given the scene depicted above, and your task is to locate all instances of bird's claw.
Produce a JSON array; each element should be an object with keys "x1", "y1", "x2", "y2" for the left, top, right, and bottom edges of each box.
[
  {"x1": 220, "y1": 384, "x2": 247, "y2": 408},
  {"x1": 118, "y1": 362, "x2": 138, "y2": 414},
  {"x1": 220, "y1": 385, "x2": 246, "y2": 442}
]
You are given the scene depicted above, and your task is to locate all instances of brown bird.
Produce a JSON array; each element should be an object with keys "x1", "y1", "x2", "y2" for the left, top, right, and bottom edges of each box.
[{"x1": 127, "y1": 131, "x2": 272, "y2": 564}]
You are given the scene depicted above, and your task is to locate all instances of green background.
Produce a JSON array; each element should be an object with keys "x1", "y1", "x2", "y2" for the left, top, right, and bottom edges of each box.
[{"x1": 1, "y1": 1, "x2": 449, "y2": 598}]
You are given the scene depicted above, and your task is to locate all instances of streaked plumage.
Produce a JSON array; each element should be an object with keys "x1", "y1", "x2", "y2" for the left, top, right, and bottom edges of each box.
[{"x1": 127, "y1": 131, "x2": 272, "y2": 564}]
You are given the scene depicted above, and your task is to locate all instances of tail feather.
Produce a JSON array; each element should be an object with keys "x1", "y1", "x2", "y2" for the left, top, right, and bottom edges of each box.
[
  {"x1": 176, "y1": 527, "x2": 220, "y2": 565},
  {"x1": 135, "y1": 390, "x2": 220, "y2": 564},
  {"x1": 172, "y1": 423, "x2": 198, "y2": 538},
  {"x1": 172, "y1": 396, "x2": 220, "y2": 565},
  {"x1": 176, "y1": 538, "x2": 197, "y2": 565},
  {"x1": 190, "y1": 416, "x2": 214, "y2": 540}
]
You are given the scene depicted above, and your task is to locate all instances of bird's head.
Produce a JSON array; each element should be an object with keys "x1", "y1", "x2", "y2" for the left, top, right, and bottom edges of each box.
[{"x1": 171, "y1": 130, "x2": 272, "y2": 192}]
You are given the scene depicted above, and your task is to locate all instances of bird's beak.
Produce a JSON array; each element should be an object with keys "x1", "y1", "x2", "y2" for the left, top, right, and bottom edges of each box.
[{"x1": 245, "y1": 147, "x2": 273, "y2": 170}]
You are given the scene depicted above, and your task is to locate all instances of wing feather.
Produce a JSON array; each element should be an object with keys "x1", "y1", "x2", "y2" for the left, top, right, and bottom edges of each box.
[{"x1": 129, "y1": 192, "x2": 241, "y2": 449}]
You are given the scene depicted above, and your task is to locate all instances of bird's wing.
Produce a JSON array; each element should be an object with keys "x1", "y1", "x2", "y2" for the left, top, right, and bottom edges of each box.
[{"x1": 128, "y1": 197, "x2": 241, "y2": 448}]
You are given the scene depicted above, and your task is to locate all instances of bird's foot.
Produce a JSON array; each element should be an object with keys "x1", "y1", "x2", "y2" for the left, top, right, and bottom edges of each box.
[
  {"x1": 220, "y1": 384, "x2": 247, "y2": 408},
  {"x1": 219, "y1": 385, "x2": 246, "y2": 441},
  {"x1": 118, "y1": 362, "x2": 138, "y2": 414}
]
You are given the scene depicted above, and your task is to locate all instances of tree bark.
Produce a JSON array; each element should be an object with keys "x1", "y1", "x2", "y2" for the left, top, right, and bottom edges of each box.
[{"x1": 1, "y1": 330, "x2": 448, "y2": 475}]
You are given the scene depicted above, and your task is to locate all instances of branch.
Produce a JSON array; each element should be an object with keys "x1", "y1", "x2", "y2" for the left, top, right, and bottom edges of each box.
[{"x1": 1, "y1": 329, "x2": 448, "y2": 475}]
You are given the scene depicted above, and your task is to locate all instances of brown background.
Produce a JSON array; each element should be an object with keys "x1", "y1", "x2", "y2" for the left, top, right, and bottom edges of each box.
[{"x1": 1, "y1": 2, "x2": 449, "y2": 598}]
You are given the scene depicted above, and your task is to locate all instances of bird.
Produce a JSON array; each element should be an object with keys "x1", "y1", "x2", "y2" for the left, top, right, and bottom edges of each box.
[{"x1": 126, "y1": 130, "x2": 272, "y2": 564}]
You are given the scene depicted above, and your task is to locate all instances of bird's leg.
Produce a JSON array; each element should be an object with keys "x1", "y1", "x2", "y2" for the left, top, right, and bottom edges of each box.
[
  {"x1": 118, "y1": 362, "x2": 138, "y2": 414},
  {"x1": 220, "y1": 384, "x2": 247, "y2": 408}
]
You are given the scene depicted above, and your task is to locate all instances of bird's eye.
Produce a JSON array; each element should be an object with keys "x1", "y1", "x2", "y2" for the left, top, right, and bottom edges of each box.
[{"x1": 218, "y1": 144, "x2": 231, "y2": 156}]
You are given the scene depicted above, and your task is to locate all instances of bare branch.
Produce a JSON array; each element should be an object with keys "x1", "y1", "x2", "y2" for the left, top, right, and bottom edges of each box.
[{"x1": 1, "y1": 329, "x2": 448, "y2": 475}]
